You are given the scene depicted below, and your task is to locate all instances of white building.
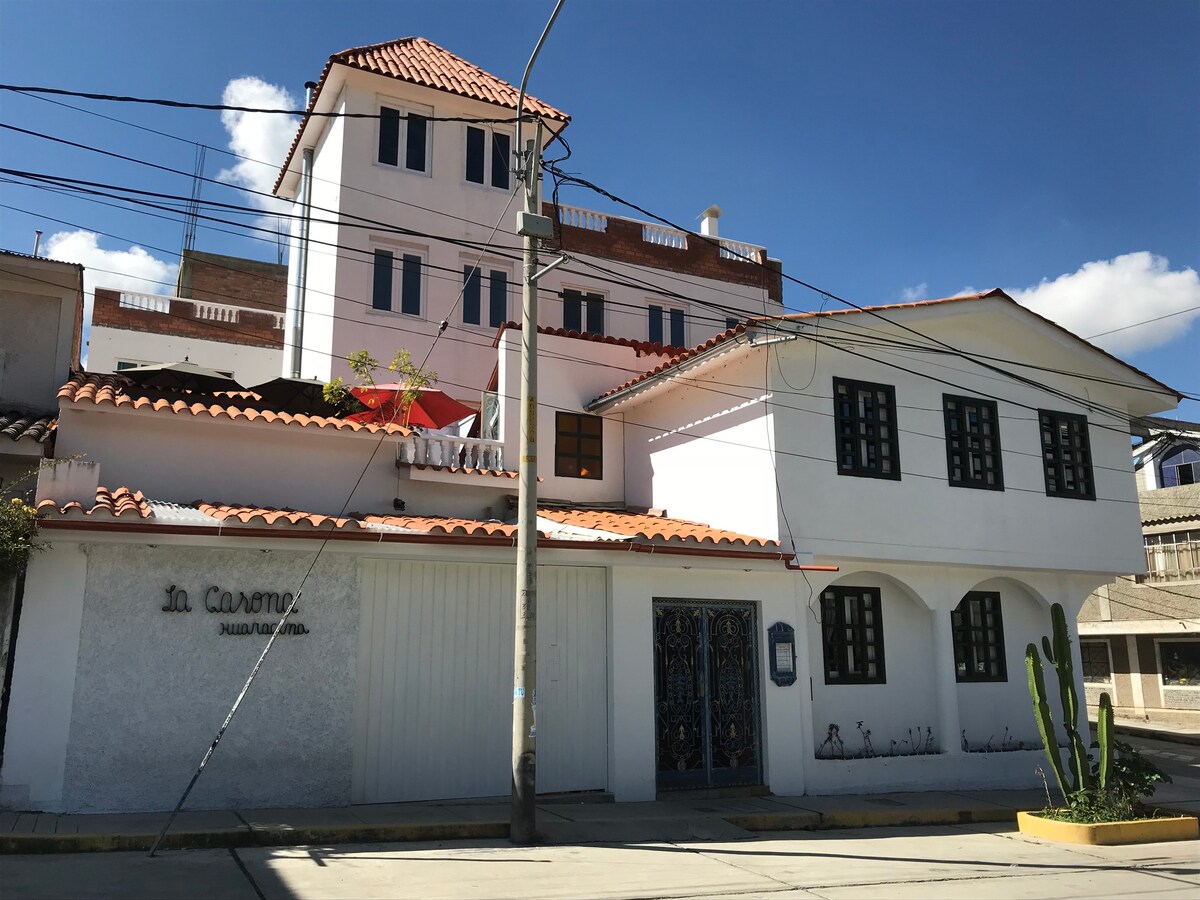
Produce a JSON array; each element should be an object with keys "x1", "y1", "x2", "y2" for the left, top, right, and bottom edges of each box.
[
  {"x1": 1, "y1": 287, "x2": 1180, "y2": 813},
  {"x1": 274, "y1": 37, "x2": 783, "y2": 401}
]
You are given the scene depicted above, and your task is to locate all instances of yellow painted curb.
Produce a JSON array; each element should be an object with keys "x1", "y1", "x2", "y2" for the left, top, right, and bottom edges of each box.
[{"x1": 1016, "y1": 810, "x2": 1199, "y2": 846}]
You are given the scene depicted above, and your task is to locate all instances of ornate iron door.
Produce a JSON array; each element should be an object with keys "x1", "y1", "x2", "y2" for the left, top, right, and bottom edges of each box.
[{"x1": 653, "y1": 602, "x2": 762, "y2": 790}]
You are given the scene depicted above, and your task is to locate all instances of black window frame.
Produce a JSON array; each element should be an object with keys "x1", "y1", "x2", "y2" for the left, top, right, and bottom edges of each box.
[
  {"x1": 461, "y1": 266, "x2": 509, "y2": 329},
  {"x1": 833, "y1": 377, "x2": 901, "y2": 480},
  {"x1": 820, "y1": 586, "x2": 886, "y2": 685},
  {"x1": 1039, "y1": 409, "x2": 1095, "y2": 500},
  {"x1": 465, "y1": 124, "x2": 512, "y2": 190},
  {"x1": 943, "y1": 394, "x2": 1004, "y2": 491},
  {"x1": 372, "y1": 249, "x2": 422, "y2": 315},
  {"x1": 951, "y1": 591, "x2": 1007, "y2": 683},
  {"x1": 562, "y1": 288, "x2": 605, "y2": 336},
  {"x1": 648, "y1": 304, "x2": 686, "y2": 346},
  {"x1": 1079, "y1": 640, "x2": 1112, "y2": 683},
  {"x1": 555, "y1": 412, "x2": 603, "y2": 480},
  {"x1": 377, "y1": 105, "x2": 428, "y2": 173},
  {"x1": 371, "y1": 249, "x2": 393, "y2": 311}
]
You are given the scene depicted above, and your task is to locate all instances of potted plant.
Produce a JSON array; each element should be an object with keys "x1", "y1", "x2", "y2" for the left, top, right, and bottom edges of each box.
[{"x1": 1019, "y1": 603, "x2": 1198, "y2": 845}]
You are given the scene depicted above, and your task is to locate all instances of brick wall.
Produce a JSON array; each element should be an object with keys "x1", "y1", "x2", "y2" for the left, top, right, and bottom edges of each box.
[
  {"x1": 544, "y1": 203, "x2": 783, "y2": 302},
  {"x1": 177, "y1": 251, "x2": 287, "y2": 312},
  {"x1": 92, "y1": 289, "x2": 282, "y2": 348}
]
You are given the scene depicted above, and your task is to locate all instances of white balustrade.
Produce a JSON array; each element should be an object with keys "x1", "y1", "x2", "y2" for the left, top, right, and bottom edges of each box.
[
  {"x1": 558, "y1": 204, "x2": 608, "y2": 232},
  {"x1": 118, "y1": 291, "x2": 171, "y2": 313},
  {"x1": 192, "y1": 300, "x2": 241, "y2": 323},
  {"x1": 397, "y1": 435, "x2": 504, "y2": 471},
  {"x1": 718, "y1": 239, "x2": 764, "y2": 264},
  {"x1": 642, "y1": 223, "x2": 688, "y2": 250}
]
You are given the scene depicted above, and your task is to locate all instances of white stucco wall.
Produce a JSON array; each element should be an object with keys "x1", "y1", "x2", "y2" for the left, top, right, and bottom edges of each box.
[
  {"x1": 1, "y1": 287, "x2": 76, "y2": 411},
  {"x1": 86, "y1": 326, "x2": 283, "y2": 386}
]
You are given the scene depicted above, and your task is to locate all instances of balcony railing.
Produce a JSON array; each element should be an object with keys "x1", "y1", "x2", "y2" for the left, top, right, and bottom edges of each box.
[
  {"x1": 397, "y1": 434, "x2": 505, "y2": 471},
  {"x1": 119, "y1": 291, "x2": 170, "y2": 313},
  {"x1": 641, "y1": 222, "x2": 688, "y2": 250},
  {"x1": 557, "y1": 205, "x2": 608, "y2": 232},
  {"x1": 115, "y1": 291, "x2": 284, "y2": 330},
  {"x1": 554, "y1": 204, "x2": 768, "y2": 263},
  {"x1": 719, "y1": 238, "x2": 764, "y2": 264}
]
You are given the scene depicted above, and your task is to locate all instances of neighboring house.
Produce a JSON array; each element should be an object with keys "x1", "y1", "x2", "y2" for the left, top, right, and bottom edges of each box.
[
  {"x1": 0, "y1": 250, "x2": 82, "y2": 495},
  {"x1": 1079, "y1": 418, "x2": 1200, "y2": 722},
  {"x1": 0, "y1": 287, "x2": 1179, "y2": 813},
  {"x1": 86, "y1": 250, "x2": 286, "y2": 386},
  {"x1": 273, "y1": 37, "x2": 783, "y2": 399}
]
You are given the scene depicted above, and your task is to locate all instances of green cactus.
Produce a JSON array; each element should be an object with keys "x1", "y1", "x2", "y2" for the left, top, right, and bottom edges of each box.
[
  {"x1": 1039, "y1": 603, "x2": 1092, "y2": 792},
  {"x1": 1025, "y1": 643, "x2": 1070, "y2": 800},
  {"x1": 1097, "y1": 692, "x2": 1114, "y2": 792}
]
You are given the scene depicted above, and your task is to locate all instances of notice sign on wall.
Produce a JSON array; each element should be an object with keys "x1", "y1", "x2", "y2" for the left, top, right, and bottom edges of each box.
[{"x1": 161, "y1": 584, "x2": 311, "y2": 636}]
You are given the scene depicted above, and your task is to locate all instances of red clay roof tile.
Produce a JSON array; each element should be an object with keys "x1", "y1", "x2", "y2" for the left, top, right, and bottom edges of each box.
[
  {"x1": 0, "y1": 411, "x2": 55, "y2": 444},
  {"x1": 537, "y1": 508, "x2": 777, "y2": 548},
  {"x1": 196, "y1": 502, "x2": 362, "y2": 530},
  {"x1": 37, "y1": 486, "x2": 152, "y2": 519},
  {"x1": 359, "y1": 513, "x2": 519, "y2": 538}
]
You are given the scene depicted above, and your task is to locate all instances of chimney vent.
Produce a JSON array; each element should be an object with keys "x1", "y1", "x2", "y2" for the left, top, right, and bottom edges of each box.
[{"x1": 700, "y1": 205, "x2": 722, "y2": 238}]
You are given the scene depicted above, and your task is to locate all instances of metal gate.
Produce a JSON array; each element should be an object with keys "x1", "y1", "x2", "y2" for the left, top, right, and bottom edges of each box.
[{"x1": 653, "y1": 601, "x2": 762, "y2": 791}]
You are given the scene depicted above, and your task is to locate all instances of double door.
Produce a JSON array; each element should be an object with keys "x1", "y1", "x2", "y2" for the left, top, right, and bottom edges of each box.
[{"x1": 653, "y1": 601, "x2": 762, "y2": 791}]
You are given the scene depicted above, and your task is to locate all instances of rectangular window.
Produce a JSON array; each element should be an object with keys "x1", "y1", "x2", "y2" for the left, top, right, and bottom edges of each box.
[
  {"x1": 1143, "y1": 529, "x2": 1200, "y2": 583},
  {"x1": 726, "y1": 317, "x2": 739, "y2": 331},
  {"x1": 462, "y1": 265, "x2": 482, "y2": 325},
  {"x1": 1160, "y1": 640, "x2": 1200, "y2": 686},
  {"x1": 400, "y1": 254, "x2": 422, "y2": 316},
  {"x1": 649, "y1": 304, "x2": 686, "y2": 346},
  {"x1": 378, "y1": 105, "x2": 428, "y2": 173},
  {"x1": 563, "y1": 289, "x2": 605, "y2": 336},
  {"x1": 489, "y1": 270, "x2": 508, "y2": 328},
  {"x1": 821, "y1": 587, "x2": 885, "y2": 684},
  {"x1": 943, "y1": 395, "x2": 1003, "y2": 490},
  {"x1": 555, "y1": 412, "x2": 603, "y2": 480},
  {"x1": 833, "y1": 378, "x2": 900, "y2": 480},
  {"x1": 462, "y1": 267, "x2": 509, "y2": 328},
  {"x1": 372, "y1": 249, "x2": 393, "y2": 310},
  {"x1": 1040, "y1": 410, "x2": 1095, "y2": 499},
  {"x1": 952, "y1": 592, "x2": 1007, "y2": 682},
  {"x1": 466, "y1": 125, "x2": 512, "y2": 189},
  {"x1": 1080, "y1": 641, "x2": 1112, "y2": 683}
]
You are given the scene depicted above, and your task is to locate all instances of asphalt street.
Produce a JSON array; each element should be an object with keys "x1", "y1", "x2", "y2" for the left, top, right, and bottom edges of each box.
[{"x1": 4, "y1": 820, "x2": 1199, "y2": 900}]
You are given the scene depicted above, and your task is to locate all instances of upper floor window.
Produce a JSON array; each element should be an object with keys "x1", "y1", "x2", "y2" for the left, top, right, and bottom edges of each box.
[
  {"x1": 378, "y1": 104, "x2": 430, "y2": 173},
  {"x1": 465, "y1": 125, "x2": 511, "y2": 190},
  {"x1": 821, "y1": 586, "x2": 885, "y2": 684},
  {"x1": 1039, "y1": 410, "x2": 1094, "y2": 499},
  {"x1": 952, "y1": 591, "x2": 1006, "y2": 682},
  {"x1": 1161, "y1": 445, "x2": 1200, "y2": 487},
  {"x1": 462, "y1": 265, "x2": 509, "y2": 329},
  {"x1": 725, "y1": 317, "x2": 740, "y2": 332},
  {"x1": 1080, "y1": 640, "x2": 1112, "y2": 683},
  {"x1": 833, "y1": 378, "x2": 900, "y2": 480},
  {"x1": 648, "y1": 303, "x2": 686, "y2": 346},
  {"x1": 943, "y1": 395, "x2": 1003, "y2": 490},
  {"x1": 372, "y1": 248, "x2": 423, "y2": 316},
  {"x1": 555, "y1": 412, "x2": 603, "y2": 479},
  {"x1": 1143, "y1": 529, "x2": 1200, "y2": 583},
  {"x1": 563, "y1": 289, "x2": 605, "y2": 336}
]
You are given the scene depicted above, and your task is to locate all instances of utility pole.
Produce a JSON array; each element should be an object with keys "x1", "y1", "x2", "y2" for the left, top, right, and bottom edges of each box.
[{"x1": 511, "y1": 0, "x2": 565, "y2": 846}]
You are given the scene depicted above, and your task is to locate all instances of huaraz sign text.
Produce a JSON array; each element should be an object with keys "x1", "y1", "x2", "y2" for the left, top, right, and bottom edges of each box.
[{"x1": 161, "y1": 584, "x2": 310, "y2": 636}]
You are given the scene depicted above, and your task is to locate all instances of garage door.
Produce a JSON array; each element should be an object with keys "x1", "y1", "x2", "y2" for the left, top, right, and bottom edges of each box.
[{"x1": 351, "y1": 559, "x2": 608, "y2": 803}]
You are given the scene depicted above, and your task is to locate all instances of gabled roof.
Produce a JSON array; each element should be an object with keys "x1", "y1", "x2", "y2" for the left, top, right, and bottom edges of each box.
[
  {"x1": 58, "y1": 372, "x2": 414, "y2": 437},
  {"x1": 274, "y1": 37, "x2": 569, "y2": 194},
  {"x1": 588, "y1": 290, "x2": 1181, "y2": 410}
]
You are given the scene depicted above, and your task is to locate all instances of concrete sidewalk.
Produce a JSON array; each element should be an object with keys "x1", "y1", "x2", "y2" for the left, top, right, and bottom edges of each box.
[{"x1": 0, "y1": 788, "x2": 1100, "y2": 854}]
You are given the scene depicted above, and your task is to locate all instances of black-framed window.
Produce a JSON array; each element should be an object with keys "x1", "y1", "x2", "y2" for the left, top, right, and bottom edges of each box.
[
  {"x1": 371, "y1": 250, "x2": 422, "y2": 315},
  {"x1": 555, "y1": 412, "x2": 603, "y2": 479},
  {"x1": 952, "y1": 591, "x2": 1006, "y2": 682},
  {"x1": 462, "y1": 266, "x2": 509, "y2": 329},
  {"x1": 1160, "y1": 640, "x2": 1200, "y2": 686},
  {"x1": 648, "y1": 304, "x2": 686, "y2": 346},
  {"x1": 944, "y1": 395, "x2": 1003, "y2": 490},
  {"x1": 833, "y1": 378, "x2": 900, "y2": 480},
  {"x1": 1080, "y1": 641, "x2": 1111, "y2": 683},
  {"x1": 378, "y1": 105, "x2": 428, "y2": 172},
  {"x1": 1039, "y1": 410, "x2": 1095, "y2": 499},
  {"x1": 465, "y1": 125, "x2": 511, "y2": 190},
  {"x1": 821, "y1": 586, "x2": 885, "y2": 684},
  {"x1": 563, "y1": 289, "x2": 605, "y2": 336}
]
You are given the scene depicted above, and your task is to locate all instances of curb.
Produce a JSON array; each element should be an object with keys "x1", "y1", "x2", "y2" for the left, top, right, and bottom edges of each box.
[
  {"x1": 1113, "y1": 724, "x2": 1200, "y2": 747},
  {"x1": 0, "y1": 820, "x2": 509, "y2": 855},
  {"x1": 723, "y1": 805, "x2": 1016, "y2": 833}
]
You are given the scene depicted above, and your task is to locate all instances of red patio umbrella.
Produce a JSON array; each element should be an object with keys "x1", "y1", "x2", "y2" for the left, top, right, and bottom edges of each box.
[{"x1": 345, "y1": 384, "x2": 476, "y2": 430}]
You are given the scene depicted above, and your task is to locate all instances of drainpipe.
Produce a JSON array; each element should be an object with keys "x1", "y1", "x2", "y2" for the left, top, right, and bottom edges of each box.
[{"x1": 289, "y1": 81, "x2": 318, "y2": 378}]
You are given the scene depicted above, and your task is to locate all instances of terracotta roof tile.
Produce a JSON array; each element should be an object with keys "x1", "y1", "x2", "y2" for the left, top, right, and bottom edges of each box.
[
  {"x1": 360, "y1": 513, "x2": 519, "y2": 538},
  {"x1": 493, "y1": 321, "x2": 683, "y2": 357},
  {"x1": 591, "y1": 289, "x2": 1180, "y2": 406},
  {"x1": 275, "y1": 37, "x2": 568, "y2": 193},
  {"x1": 59, "y1": 372, "x2": 413, "y2": 436},
  {"x1": 537, "y1": 508, "x2": 777, "y2": 548},
  {"x1": 407, "y1": 463, "x2": 522, "y2": 479},
  {"x1": 196, "y1": 502, "x2": 362, "y2": 530},
  {"x1": 0, "y1": 411, "x2": 55, "y2": 444},
  {"x1": 37, "y1": 486, "x2": 152, "y2": 519}
]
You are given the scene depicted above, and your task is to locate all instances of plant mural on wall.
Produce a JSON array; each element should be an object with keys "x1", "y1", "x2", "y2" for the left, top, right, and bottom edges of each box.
[{"x1": 1026, "y1": 602, "x2": 1171, "y2": 823}]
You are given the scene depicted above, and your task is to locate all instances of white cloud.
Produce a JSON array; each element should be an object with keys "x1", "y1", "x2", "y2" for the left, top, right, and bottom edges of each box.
[
  {"x1": 1008, "y1": 252, "x2": 1200, "y2": 356},
  {"x1": 216, "y1": 76, "x2": 298, "y2": 229},
  {"x1": 899, "y1": 283, "x2": 928, "y2": 302},
  {"x1": 43, "y1": 230, "x2": 178, "y2": 364}
]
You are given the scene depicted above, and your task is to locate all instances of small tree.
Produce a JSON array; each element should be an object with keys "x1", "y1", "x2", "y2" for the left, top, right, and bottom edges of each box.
[{"x1": 323, "y1": 349, "x2": 438, "y2": 422}]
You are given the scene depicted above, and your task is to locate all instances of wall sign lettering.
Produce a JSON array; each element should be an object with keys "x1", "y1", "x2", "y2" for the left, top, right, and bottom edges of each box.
[{"x1": 162, "y1": 584, "x2": 310, "y2": 636}]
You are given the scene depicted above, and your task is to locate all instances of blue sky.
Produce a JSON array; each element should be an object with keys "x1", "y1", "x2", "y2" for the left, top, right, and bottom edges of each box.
[{"x1": 1, "y1": 0, "x2": 1196, "y2": 417}]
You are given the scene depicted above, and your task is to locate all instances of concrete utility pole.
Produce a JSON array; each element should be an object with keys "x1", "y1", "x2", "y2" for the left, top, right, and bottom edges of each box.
[{"x1": 511, "y1": 0, "x2": 565, "y2": 846}]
